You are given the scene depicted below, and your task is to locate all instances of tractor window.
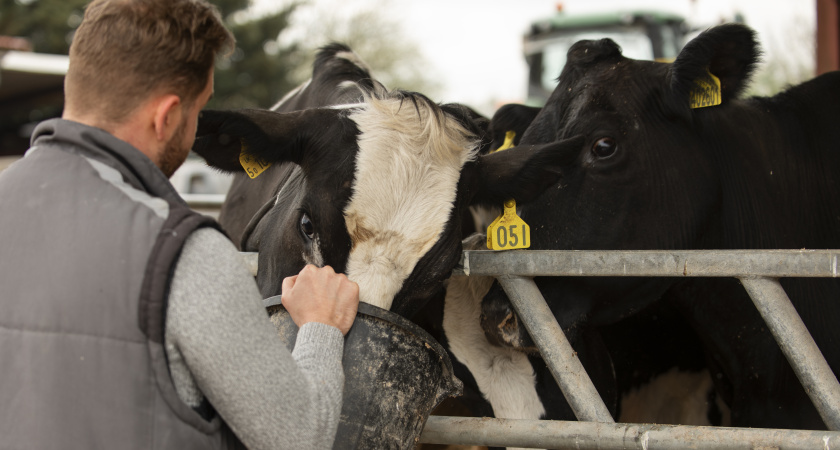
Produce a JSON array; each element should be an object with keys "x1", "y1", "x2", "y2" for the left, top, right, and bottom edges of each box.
[
  {"x1": 538, "y1": 29, "x2": 654, "y2": 94},
  {"x1": 659, "y1": 25, "x2": 680, "y2": 60}
]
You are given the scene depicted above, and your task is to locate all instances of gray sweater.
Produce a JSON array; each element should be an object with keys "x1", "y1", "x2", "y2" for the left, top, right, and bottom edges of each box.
[{"x1": 165, "y1": 227, "x2": 344, "y2": 450}]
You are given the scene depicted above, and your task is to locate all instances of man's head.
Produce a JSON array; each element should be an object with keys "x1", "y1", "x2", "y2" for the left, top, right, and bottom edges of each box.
[{"x1": 64, "y1": 0, "x2": 233, "y2": 175}]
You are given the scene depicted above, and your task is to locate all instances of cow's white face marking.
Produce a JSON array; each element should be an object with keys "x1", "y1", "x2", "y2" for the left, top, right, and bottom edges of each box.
[
  {"x1": 443, "y1": 235, "x2": 546, "y2": 431},
  {"x1": 343, "y1": 93, "x2": 478, "y2": 309},
  {"x1": 302, "y1": 236, "x2": 325, "y2": 268}
]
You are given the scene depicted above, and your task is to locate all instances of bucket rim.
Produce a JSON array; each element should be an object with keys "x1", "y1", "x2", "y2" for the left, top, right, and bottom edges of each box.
[{"x1": 265, "y1": 297, "x2": 463, "y2": 401}]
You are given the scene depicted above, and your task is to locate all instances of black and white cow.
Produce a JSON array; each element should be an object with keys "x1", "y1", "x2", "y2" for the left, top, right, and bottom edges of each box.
[
  {"x1": 213, "y1": 44, "x2": 377, "y2": 248},
  {"x1": 478, "y1": 23, "x2": 840, "y2": 430},
  {"x1": 192, "y1": 43, "x2": 583, "y2": 321}
]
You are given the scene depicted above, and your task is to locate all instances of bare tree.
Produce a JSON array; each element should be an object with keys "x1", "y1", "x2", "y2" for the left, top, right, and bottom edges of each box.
[
  {"x1": 276, "y1": 0, "x2": 442, "y2": 97},
  {"x1": 747, "y1": 15, "x2": 816, "y2": 97}
]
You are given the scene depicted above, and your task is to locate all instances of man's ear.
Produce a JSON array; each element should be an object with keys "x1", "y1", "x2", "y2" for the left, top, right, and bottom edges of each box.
[{"x1": 152, "y1": 94, "x2": 183, "y2": 142}]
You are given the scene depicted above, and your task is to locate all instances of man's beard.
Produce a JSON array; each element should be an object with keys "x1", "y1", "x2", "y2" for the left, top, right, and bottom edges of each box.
[{"x1": 158, "y1": 121, "x2": 189, "y2": 178}]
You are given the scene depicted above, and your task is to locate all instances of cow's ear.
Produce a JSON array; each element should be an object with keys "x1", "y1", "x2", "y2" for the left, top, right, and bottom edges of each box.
[
  {"x1": 192, "y1": 108, "x2": 339, "y2": 172},
  {"x1": 488, "y1": 104, "x2": 542, "y2": 152},
  {"x1": 669, "y1": 23, "x2": 760, "y2": 108},
  {"x1": 469, "y1": 135, "x2": 584, "y2": 207}
]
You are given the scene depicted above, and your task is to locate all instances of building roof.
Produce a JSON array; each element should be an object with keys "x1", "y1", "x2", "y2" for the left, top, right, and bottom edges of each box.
[{"x1": 0, "y1": 50, "x2": 68, "y2": 113}]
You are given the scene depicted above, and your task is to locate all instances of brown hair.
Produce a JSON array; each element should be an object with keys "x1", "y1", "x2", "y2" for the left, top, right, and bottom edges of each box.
[{"x1": 65, "y1": 0, "x2": 233, "y2": 123}]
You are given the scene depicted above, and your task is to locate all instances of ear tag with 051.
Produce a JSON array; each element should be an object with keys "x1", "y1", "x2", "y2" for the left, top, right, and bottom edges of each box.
[
  {"x1": 239, "y1": 140, "x2": 272, "y2": 179},
  {"x1": 486, "y1": 130, "x2": 531, "y2": 250},
  {"x1": 487, "y1": 199, "x2": 530, "y2": 250}
]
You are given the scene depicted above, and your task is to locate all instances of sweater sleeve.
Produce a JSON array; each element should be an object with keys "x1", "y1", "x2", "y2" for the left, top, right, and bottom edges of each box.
[{"x1": 164, "y1": 227, "x2": 344, "y2": 450}]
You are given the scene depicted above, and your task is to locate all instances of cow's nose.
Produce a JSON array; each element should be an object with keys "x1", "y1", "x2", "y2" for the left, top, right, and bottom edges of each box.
[{"x1": 480, "y1": 281, "x2": 537, "y2": 351}]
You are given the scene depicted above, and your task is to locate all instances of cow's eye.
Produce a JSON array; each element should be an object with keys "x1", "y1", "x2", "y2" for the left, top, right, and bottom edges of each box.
[
  {"x1": 592, "y1": 137, "x2": 617, "y2": 159},
  {"x1": 300, "y1": 213, "x2": 315, "y2": 240}
]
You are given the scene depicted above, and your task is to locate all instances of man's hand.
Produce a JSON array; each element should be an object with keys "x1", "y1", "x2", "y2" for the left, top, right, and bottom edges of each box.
[{"x1": 281, "y1": 265, "x2": 360, "y2": 336}]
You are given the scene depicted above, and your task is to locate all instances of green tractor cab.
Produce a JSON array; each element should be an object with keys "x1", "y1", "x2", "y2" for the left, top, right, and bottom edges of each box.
[{"x1": 524, "y1": 9, "x2": 687, "y2": 105}]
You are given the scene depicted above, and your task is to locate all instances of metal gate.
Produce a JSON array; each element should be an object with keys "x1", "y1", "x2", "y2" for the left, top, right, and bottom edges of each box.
[{"x1": 240, "y1": 249, "x2": 840, "y2": 449}]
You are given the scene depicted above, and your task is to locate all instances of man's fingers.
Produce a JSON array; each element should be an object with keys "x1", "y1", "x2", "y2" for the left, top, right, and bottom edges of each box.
[
  {"x1": 282, "y1": 265, "x2": 361, "y2": 335},
  {"x1": 281, "y1": 274, "x2": 298, "y2": 294},
  {"x1": 342, "y1": 277, "x2": 360, "y2": 301}
]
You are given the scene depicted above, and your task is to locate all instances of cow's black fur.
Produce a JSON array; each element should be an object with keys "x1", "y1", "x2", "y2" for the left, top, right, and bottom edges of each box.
[
  {"x1": 482, "y1": 23, "x2": 840, "y2": 429},
  {"x1": 486, "y1": 103, "x2": 541, "y2": 152}
]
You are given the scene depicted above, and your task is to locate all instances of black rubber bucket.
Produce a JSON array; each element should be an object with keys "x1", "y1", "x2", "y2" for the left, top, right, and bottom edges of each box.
[{"x1": 266, "y1": 299, "x2": 462, "y2": 450}]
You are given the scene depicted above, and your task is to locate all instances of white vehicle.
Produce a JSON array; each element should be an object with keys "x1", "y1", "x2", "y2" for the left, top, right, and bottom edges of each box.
[{"x1": 169, "y1": 156, "x2": 232, "y2": 217}]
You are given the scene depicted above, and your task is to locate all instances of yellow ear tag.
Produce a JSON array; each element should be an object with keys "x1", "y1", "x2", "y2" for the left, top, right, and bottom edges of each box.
[
  {"x1": 486, "y1": 131, "x2": 531, "y2": 250},
  {"x1": 689, "y1": 69, "x2": 722, "y2": 109},
  {"x1": 487, "y1": 199, "x2": 530, "y2": 250},
  {"x1": 239, "y1": 141, "x2": 272, "y2": 179},
  {"x1": 491, "y1": 130, "x2": 516, "y2": 153}
]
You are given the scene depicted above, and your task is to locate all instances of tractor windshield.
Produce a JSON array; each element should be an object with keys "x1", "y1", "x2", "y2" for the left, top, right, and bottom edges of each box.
[{"x1": 535, "y1": 28, "x2": 654, "y2": 94}]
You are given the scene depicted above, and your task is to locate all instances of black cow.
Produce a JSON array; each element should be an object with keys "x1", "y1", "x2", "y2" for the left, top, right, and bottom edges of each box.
[
  {"x1": 191, "y1": 43, "x2": 583, "y2": 321},
  {"x1": 480, "y1": 24, "x2": 840, "y2": 430}
]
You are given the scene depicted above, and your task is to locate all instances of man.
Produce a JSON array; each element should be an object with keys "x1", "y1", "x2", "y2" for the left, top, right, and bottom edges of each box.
[{"x1": 0, "y1": 0, "x2": 360, "y2": 449}]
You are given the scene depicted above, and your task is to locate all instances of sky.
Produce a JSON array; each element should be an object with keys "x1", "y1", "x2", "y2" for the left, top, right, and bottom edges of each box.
[{"x1": 250, "y1": 0, "x2": 816, "y2": 115}]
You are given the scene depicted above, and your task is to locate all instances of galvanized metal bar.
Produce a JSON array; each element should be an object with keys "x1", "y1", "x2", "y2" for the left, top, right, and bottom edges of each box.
[
  {"x1": 419, "y1": 416, "x2": 840, "y2": 449},
  {"x1": 740, "y1": 276, "x2": 840, "y2": 430},
  {"x1": 240, "y1": 252, "x2": 258, "y2": 277},
  {"x1": 183, "y1": 194, "x2": 225, "y2": 218},
  {"x1": 497, "y1": 275, "x2": 615, "y2": 423},
  {"x1": 181, "y1": 193, "x2": 226, "y2": 208},
  {"x1": 241, "y1": 250, "x2": 840, "y2": 279},
  {"x1": 457, "y1": 249, "x2": 840, "y2": 278}
]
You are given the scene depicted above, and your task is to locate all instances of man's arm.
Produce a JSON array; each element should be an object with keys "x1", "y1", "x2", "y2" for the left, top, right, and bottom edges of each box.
[{"x1": 165, "y1": 227, "x2": 357, "y2": 450}]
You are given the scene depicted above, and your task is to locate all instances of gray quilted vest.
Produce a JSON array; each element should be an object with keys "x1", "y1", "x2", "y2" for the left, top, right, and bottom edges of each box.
[{"x1": 0, "y1": 119, "x2": 241, "y2": 449}]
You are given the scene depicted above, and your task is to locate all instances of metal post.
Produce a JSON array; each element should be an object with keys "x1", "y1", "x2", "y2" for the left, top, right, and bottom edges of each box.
[
  {"x1": 419, "y1": 416, "x2": 840, "y2": 449},
  {"x1": 740, "y1": 276, "x2": 840, "y2": 430},
  {"x1": 497, "y1": 275, "x2": 615, "y2": 423},
  {"x1": 240, "y1": 252, "x2": 258, "y2": 277}
]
